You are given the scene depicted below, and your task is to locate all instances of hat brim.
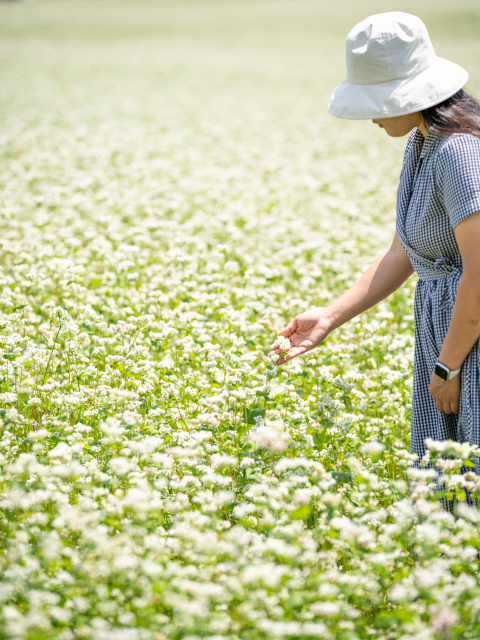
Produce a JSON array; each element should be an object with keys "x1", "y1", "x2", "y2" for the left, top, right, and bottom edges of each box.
[{"x1": 328, "y1": 57, "x2": 469, "y2": 120}]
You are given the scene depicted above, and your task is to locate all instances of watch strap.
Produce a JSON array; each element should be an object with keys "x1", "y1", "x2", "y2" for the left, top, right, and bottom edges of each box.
[{"x1": 447, "y1": 366, "x2": 462, "y2": 380}]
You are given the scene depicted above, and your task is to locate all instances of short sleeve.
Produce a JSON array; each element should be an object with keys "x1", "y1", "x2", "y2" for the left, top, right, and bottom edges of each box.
[{"x1": 436, "y1": 135, "x2": 480, "y2": 228}]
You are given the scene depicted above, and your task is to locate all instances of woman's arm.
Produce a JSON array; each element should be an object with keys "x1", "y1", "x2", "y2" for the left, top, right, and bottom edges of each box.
[
  {"x1": 270, "y1": 233, "x2": 414, "y2": 364},
  {"x1": 429, "y1": 211, "x2": 480, "y2": 414}
]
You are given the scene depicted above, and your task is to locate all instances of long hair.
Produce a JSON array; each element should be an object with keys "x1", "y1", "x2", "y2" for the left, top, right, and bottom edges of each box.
[{"x1": 421, "y1": 89, "x2": 480, "y2": 140}]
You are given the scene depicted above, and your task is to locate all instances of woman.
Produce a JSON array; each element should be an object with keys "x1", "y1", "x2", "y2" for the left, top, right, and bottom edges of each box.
[{"x1": 270, "y1": 12, "x2": 480, "y2": 467}]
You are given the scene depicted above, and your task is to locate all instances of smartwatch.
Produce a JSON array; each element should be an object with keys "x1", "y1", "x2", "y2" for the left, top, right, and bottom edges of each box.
[{"x1": 434, "y1": 361, "x2": 462, "y2": 381}]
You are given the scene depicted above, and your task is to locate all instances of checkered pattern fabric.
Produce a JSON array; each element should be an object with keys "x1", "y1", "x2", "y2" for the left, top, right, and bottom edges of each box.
[{"x1": 396, "y1": 129, "x2": 480, "y2": 467}]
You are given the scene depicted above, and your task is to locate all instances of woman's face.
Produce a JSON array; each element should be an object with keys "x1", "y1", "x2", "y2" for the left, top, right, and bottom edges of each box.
[{"x1": 372, "y1": 112, "x2": 426, "y2": 137}]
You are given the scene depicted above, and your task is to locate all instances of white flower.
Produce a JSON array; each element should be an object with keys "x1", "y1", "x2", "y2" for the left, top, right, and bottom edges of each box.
[
  {"x1": 247, "y1": 426, "x2": 288, "y2": 451},
  {"x1": 158, "y1": 356, "x2": 175, "y2": 370},
  {"x1": 211, "y1": 454, "x2": 238, "y2": 469},
  {"x1": 28, "y1": 428, "x2": 50, "y2": 440},
  {"x1": 99, "y1": 418, "x2": 125, "y2": 438},
  {"x1": 359, "y1": 440, "x2": 385, "y2": 456},
  {"x1": 430, "y1": 608, "x2": 457, "y2": 634},
  {"x1": 406, "y1": 468, "x2": 438, "y2": 480},
  {"x1": 274, "y1": 457, "x2": 313, "y2": 474},
  {"x1": 310, "y1": 601, "x2": 340, "y2": 616},
  {"x1": 272, "y1": 335, "x2": 291, "y2": 353},
  {"x1": 109, "y1": 457, "x2": 135, "y2": 475},
  {"x1": 242, "y1": 563, "x2": 288, "y2": 587}
]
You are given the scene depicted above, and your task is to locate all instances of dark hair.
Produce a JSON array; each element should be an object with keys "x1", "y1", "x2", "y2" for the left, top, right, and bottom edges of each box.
[{"x1": 421, "y1": 89, "x2": 480, "y2": 139}]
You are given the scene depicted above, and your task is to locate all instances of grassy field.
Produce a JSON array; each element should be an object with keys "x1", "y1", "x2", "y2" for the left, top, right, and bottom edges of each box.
[{"x1": 1, "y1": 1, "x2": 480, "y2": 638}]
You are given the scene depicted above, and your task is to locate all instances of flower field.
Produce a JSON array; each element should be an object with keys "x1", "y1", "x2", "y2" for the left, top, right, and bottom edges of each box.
[{"x1": 1, "y1": 1, "x2": 480, "y2": 638}]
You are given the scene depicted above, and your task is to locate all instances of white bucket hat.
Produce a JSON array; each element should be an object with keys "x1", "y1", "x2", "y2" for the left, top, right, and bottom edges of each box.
[{"x1": 328, "y1": 12, "x2": 468, "y2": 120}]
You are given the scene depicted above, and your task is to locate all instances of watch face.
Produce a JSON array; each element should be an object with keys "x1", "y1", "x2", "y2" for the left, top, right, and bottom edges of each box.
[{"x1": 435, "y1": 364, "x2": 449, "y2": 381}]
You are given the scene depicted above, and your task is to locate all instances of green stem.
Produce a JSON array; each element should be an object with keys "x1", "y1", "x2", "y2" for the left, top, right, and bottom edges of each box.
[{"x1": 41, "y1": 326, "x2": 62, "y2": 385}]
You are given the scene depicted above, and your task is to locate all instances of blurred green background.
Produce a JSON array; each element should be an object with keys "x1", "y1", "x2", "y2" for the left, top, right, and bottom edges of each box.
[
  {"x1": 1, "y1": 0, "x2": 479, "y2": 245},
  {"x1": 1, "y1": 0, "x2": 479, "y2": 128}
]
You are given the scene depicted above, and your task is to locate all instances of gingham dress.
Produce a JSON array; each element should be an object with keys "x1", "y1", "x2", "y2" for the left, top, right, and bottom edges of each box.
[{"x1": 396, "y1": 128, "x2": 480, "y2": 466}]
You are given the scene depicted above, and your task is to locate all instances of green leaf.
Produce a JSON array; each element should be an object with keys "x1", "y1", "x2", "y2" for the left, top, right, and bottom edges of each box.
[
  {"x1": 242, "y1": 407, "x2": 265, "y2": 425},
  {"x1": 313, "y1": 429, "x2": 330, "y2": 449},
  {"x1": 13, "y1": 304, "x2": 28, "y2": 311},
  {"x1": 332, "y1": 471, "x2": 353, "y2": 484},
  {"x1": 374, "y1": 608, "x2": 414, "y2": 628},
  {"x1": 288, "y1": 591, "x2": 312, "y2": 608},
  {"x1": 89, "y1": 278, "x2": 102, "y2": 288},
  {"x1": 290, "y1": 505, "x2": 311, "y2": 520},
  {"x1": 17, "y1": 392, "x2": 29, "y2": 403}
]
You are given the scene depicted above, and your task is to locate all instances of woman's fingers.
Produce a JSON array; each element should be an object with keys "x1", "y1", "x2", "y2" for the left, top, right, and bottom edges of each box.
[
  {"x1": 446, "y1": 401, "x2": 459, "y2": 415},
  {"x1": 435, "y1": 399, "x2": 444, "y2": 413}
]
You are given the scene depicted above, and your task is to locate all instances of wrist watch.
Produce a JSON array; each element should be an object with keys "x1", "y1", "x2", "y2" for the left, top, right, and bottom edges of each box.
[{"x1": 434, "y1": 361, "x2": 462, "y2": 381}]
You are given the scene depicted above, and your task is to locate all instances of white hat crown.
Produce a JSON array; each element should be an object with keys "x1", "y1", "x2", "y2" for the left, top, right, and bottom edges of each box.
[
  {"x1": 328, "y1": 11, "x2": 468, "y2": 119},
  {"x1": 346, "y1": 13, "x2": 436, "y2": 86}
]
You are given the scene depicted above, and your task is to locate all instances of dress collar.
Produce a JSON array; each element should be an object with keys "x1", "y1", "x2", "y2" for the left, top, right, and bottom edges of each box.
[{"x1": 417, "y1": 128, "x2": 441, "y2": 159}]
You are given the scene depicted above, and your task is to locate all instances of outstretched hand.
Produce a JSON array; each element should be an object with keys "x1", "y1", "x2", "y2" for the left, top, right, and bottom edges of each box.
[{"x1": 269, "y1": 307, "x2": 334, "y2": 365}]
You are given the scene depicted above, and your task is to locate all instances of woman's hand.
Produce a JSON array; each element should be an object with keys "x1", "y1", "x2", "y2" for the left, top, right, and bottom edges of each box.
[
  {"x1": 269, "y1": 307, "x2": 333, "y2": 365},
  {"x1": 429, "y1": 370, "x2": 461, "y2": 414}
]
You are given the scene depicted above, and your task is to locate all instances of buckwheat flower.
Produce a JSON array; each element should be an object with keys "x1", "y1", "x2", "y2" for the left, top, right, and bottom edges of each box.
[
  {"x1": 0, "y1": 392, "x2": 19, "y2": 404},
  {"x1": 121, "y1": 410, "x2": 138, "y2": 426},
  {"x1": 395, "y1": 449, "x2": 418, "y2": 461},
  {"x1": 288, "y1": 360, "x2": 302, "y2": 375},
  {"x1": 48, "y1": 442, "x2": 73, "y2": 463},
  {"x1": 430, "y1": 608, "x2": 457, "y2": 634},
  {"x1": 193, "y1": 413, "x2": 220, "y2": 428},
  {"x1": 272, "y1": 335, "x2": 291, "y2": 354},
  {"x1": 414, "y1": 564, "x2": 449, "y2": 589},
  {"x1": 438, "y1": 473, "x2": 466, "y2": 489},
  {"x1": 241, "y1": 563, "x2": 288, "y2": 587},
  {"x1": 310, "y1": 601, "x2": 340, "y2": 616},
  {"x1": 359, "y1": 440, "x2": 385, "y2": 456},
  {"x1": 110, "y1": 388, "x2": 137, "y2": 400},
  {"x1": 247, "y1": 426, "x2": 288, "y2": 452},
  {"x1": 389, "y1": 583, "x2": 409, "y2": 602},
  {"x1": 273, "y1": 457, "x2": 312, "y2": 474},
  {"x1": 99, "y1": 418, "x2": 125, "y2": 438},
  {"x1": 406, "y1": 468, "x2": 438, "y2": 480},
  {"x1": 456, "y1": 502, "x2": 480, "y2": 522},
  {"x1": 321, "y1": 493, "x2": 342, "y2": 507},
  {"x1": 211, "y1": 454, "x2": 238, "y2": 469},
  {"x1": 435, "y1": 458, "x2": 459, "y2": 471},
  {"x1": 239, "y1": 457, "x2": 255, "y2": 468},
  {"x1": 109, "y1": 457, "x2": 135, "y2": 476},
  {"x1": 415, "y1": 498, "x2": 440, "y2": 517},
  {"x1": 28, "y1": 428, "x2": 49, "y2": 440},
  {"x1": 158, "y1": 355, "x2": 175, "y2": 370},
  {"x1": 293, "y1": 488, "x2": 313, "y2": 505}
]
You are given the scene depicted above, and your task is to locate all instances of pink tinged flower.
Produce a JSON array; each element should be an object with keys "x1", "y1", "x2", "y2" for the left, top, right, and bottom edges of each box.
[{"x1": 430, "y1": 609, "x2": 457, "y2": 635}]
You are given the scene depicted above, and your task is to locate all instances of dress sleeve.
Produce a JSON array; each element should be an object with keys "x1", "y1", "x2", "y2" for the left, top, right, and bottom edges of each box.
[{"x1": 436, "y1": 134, "x2": 480, "y2": 228}]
